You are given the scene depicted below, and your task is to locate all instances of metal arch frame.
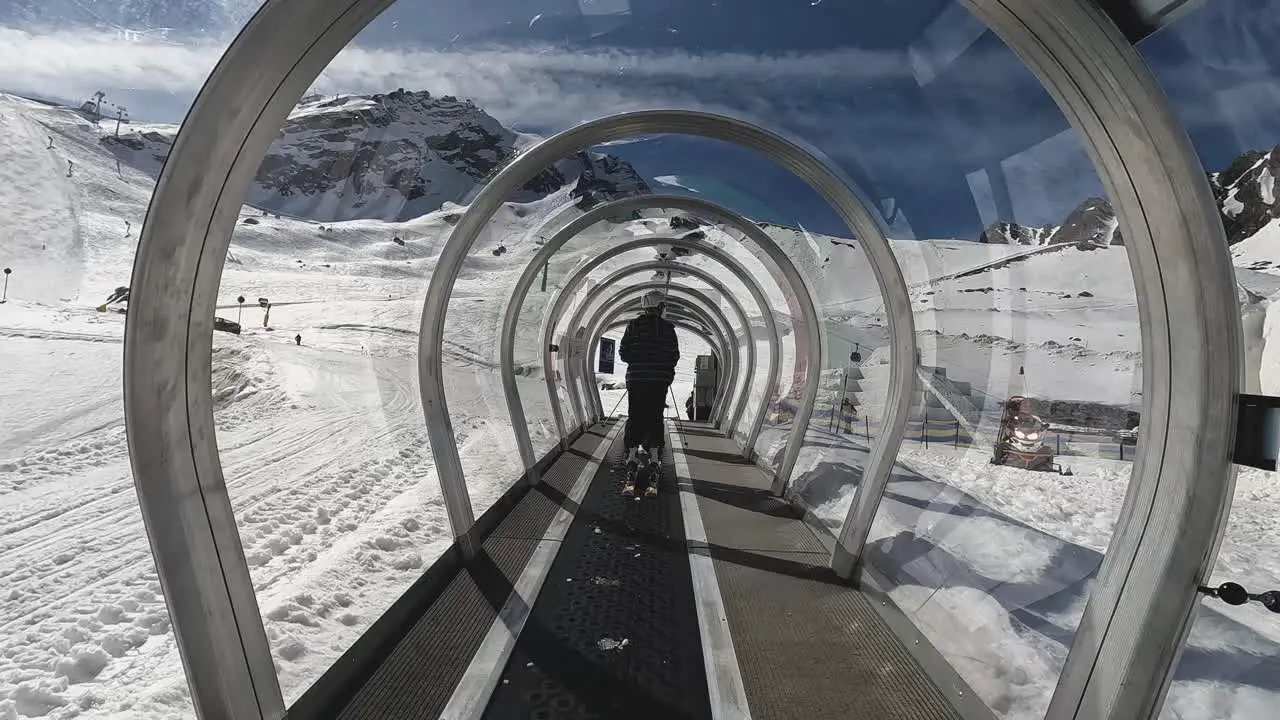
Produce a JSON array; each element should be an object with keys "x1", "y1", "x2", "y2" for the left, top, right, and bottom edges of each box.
[
  {"x1": 524, "y1": 232, "x2": 779, "y2": 457},
  {"x1": 598, "y1": 312, "x2": 728, "y2": 422},
  {"x1": 595, "y1": 303, "x2": 732, "y2": 423},
  {"x1": 957, "y1": 2, "x2": 1242, "y2": 718},
  {"x1": 566, "y1": 268, "x2": 751, "y2": 434},
  {"x1": 498, "y1": 200, "x2": 788, "y2": 464},
  {"x1": 579, "y1": 280, "x2": 750, "y2": 437},
  {"x1": 580, "y1": 286, "x2": 741, "y2": 429},
  {"x1": 120, "y1": 0, "x2": 1238, "y2": 716},
  {"x1": 571, "y1": 282, "x2": 742, "y2": 431},
  {"x1": 538, "y1": 244, "x2": 770, "y2": 446},
  {"x1": 498, "y1": 194, "x2": 834, "y2": 491},
  {"x1": 581, "y1": 285, "x2": 743, "y2": 432},
  {"x1": 424, "y1": 111, "x2": 914, "y2": 529}
]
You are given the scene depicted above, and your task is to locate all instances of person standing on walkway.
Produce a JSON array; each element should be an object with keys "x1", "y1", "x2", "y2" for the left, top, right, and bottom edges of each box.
[{"x1": 619, "y1": 290, "x2": 680, "y2": 497}]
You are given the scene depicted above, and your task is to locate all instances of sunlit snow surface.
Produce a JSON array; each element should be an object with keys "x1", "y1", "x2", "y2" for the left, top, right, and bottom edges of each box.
[{"x1": 1, "y1": 90, "x2": 1278, "y2": 719}]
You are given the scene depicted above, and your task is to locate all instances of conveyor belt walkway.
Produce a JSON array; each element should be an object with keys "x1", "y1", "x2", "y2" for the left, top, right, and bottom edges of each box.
[{"x1": 299, "y1": 420, "x2": 963, "y2": 720}]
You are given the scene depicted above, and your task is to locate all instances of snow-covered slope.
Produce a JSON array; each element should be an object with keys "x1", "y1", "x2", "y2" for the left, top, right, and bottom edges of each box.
[{"x1": 104, "y1": 89, "x2": 651, "y2": 223}]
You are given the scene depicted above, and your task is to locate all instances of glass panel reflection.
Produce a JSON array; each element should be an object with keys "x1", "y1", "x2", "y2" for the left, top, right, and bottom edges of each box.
[
  {"x1": 835, "y1": 7, "x2": 1143, "y2": 718},
  {"x1": 792, "y1": 235, "x2": 888, "y2": 524},
  {"x1": 1143, "y1": 0, "x2": 1280, "y2": 715},
  {"x1": 0, "y1": 6, "x2": 255, "y2": 716},
  {"x1": 213, "y1": 87, "x2": 455, "y2": 700},
  {"x1": 14, "y1": 0, "x2": 1266, "y2": 713}
]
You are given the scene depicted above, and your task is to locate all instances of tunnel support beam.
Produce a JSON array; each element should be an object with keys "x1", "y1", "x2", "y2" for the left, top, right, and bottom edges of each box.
[
  {"x1": 953, "y1": 1, "x2": 1244, "y2": 718},
  {"x1": 427, "y1": 113, "x2": 909, "y2": 519},
  {"x1": 118, "y1": 0, "x2": 1236, "y2": 715},
  {"x1": 531, "y1": 237, "x2": 774, "y2": 449},
  {"x1": 571, "y1": 282, "x2": 741, "y2": 431},
  {"x1": 581, "y1": 283, "x2": 744, "y2": 432}
]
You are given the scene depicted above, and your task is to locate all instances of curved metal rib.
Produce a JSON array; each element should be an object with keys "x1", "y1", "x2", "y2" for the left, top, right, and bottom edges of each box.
[
  {"x1": 428, "y1": 112, "x2": 911, "y2": 540},
  {"x1": 578, "y1": 285, "x2": 741, "y2": 430},
  {"x1": 532, "y1": 236, "x2": 774, "y2": 450},
  {"x1": 566, "y1": 268, "x2": 752, "y2": 434}
]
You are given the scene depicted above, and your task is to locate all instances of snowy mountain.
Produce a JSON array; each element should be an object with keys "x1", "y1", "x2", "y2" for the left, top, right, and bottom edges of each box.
[
  {"x1": 3, "y1": 89, "x2": 1280, "y2": 720},
  {"x1": 978, "y1": 196, "x2": 1121, "y2": 247},
  {"x1": 981, "y1": 145, "x2": 1280, "y2": 250},
  {"x1": 1210, "y1": 146, "x2": 1280, "y2": 245},
  {"x1": 103, "y1": 89, "x2": 650, "y2": 222},
  {"x1": 977, "y1": 220, "x2": 1058, "y2": 246}
]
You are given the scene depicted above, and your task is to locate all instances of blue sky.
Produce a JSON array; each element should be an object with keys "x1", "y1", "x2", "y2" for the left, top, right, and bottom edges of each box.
[{"x1": 0, "y1": 0, "x2": 1276, "y2": 239}]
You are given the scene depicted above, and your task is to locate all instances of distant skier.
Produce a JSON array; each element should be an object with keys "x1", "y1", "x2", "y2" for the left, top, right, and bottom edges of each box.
[
  {"x1": 295, "y1": 333, "x2": 302, "y2": 346},
  {"x1": 619, "y1": 290, "x2": 680, "y2": 498}
]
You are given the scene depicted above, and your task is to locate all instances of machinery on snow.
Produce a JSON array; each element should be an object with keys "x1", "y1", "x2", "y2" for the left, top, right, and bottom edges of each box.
[{"x1": 991, "y1": 396, "x2": 1072, "y2": 475}]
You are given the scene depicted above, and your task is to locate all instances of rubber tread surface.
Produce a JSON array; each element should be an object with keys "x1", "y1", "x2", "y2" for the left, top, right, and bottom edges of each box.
[
  {"x1": 332, "y1": 425, "x2": 611, "y2": 720},
  {"x1": 680, "y1": 424, "x2": 961, "y2": 720},
  {"x1": 490, "y1": 424, "x2": 611, "y2": 541},
  {"x1": 482, "y1": 437, "x2": 712, "y2": 719},
  {"x1": 334, "y1": 538, "x2": 537, "y2": 720}
]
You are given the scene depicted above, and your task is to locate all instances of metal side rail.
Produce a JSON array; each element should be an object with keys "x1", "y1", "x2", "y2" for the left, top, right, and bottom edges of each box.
[{"x1": 669, "y1": 420, "x2": 962, "y2": 720}]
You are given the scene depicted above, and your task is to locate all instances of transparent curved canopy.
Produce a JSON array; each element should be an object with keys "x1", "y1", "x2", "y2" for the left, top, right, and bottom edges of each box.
[{"x1": 5, "y1": 0, "x2": 1276, "y2": 719}]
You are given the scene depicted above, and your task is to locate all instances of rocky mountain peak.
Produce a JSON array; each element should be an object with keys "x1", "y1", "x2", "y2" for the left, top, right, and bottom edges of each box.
[
  {"x1": 103, "y1": 88, "x2": 650, "y2": 222},
  {"x1": 1208, "y1": 145, "x2": 1280, "y2": 245}
]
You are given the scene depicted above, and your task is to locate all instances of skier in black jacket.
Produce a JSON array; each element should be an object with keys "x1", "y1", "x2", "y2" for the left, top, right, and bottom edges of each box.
[{"x1": 619, "y1": 289, "x2": 680, "y2": 497}]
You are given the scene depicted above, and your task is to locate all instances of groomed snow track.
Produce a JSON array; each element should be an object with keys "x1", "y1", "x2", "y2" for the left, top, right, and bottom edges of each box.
[{"x1": 289, "y1": 419, "x2": 960, "y2": 720}]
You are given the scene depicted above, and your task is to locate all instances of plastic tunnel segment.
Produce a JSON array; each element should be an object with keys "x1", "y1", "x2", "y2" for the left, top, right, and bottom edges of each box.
[
  {"x1": 502, "y1": 190, "x2": 831, "y2": 500},
  {"x1": 536, "y1": 237, "x2": 775, "y2": 452},
  {"x1": 598, "y1": 315, "x2": 726, "y2": 422},
  {"x1": 574, "y1": 283, "x2": 740, "y2": 428},
  {"x1": 584, "y1": 290, "x2": 741, "y2": 432},
  {"x1": 573, "y1": 284, "x2": 739, "y2": 429},
  {"x1": 431, "y1": 110, "x2": 910, "y2": 527},
  {"x1": 499, "y1": 193, "x2": 804, "y2": 469},
  {"x1": 562, "y1": 267, "x2": 751, "y2": 436},
  {"x1": 583, "y1": 286, "x2": 741, "y2": 431},
  {"x1": 593, "y1": 301, "x2": 732, "y2": 426},
  {"x1": 581, "y1": 285, "x2": 740, "y2": 429}
]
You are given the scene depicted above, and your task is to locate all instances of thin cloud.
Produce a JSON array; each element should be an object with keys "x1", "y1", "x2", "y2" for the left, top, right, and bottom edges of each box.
[
  {"x1": 0, "y1": 25, "x2": 1103, "y2": 235},
  {"x1": 0, "y1": 27, "x2": 224, "y2": 99}
]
